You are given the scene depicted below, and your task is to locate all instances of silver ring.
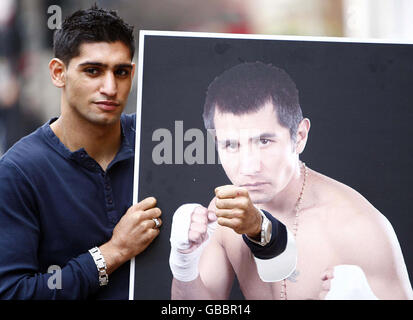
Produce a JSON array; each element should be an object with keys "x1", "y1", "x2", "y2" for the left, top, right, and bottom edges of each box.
[{"x1": 152, "y1": 218, "x2": 160, "y2": 228}]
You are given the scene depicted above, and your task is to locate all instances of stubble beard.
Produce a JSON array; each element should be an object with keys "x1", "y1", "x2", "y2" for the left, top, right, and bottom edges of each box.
[
  {"x1": 248, "y1": 191, "x2": 275, "y2": 205},
  {"x1": 71, "y1": 101, "x2": 124, "y2": 127}
]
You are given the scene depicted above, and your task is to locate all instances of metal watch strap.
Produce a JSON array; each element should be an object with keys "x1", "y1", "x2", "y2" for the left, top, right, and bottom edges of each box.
[{"x1": 89, "y1": 247, "x2": 109, "y2": 286}]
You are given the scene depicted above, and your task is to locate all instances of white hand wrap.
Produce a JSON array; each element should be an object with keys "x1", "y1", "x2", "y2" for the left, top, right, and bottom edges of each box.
[
  {"x1": 169, "y1": 203, "x2": 217, "y2": 282},
  {"x1": 325, "y1": 265, "x2": 378, "y2": 300}
]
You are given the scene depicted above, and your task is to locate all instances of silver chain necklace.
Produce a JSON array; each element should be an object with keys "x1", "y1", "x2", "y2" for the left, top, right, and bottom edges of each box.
[{"x1": 279, "y1": 161, "x2": 308, "y2": 300}]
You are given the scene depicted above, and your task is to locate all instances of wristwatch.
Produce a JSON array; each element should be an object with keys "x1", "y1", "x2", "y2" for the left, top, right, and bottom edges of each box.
[
  {"x1": 246, "y1": 209, "x2": 272, "y2": 246},
  {"x1": 89, "y1": 247, "x2": 109, "y2": 286}
]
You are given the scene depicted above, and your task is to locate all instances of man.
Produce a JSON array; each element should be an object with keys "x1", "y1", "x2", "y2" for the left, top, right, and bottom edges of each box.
[
  {"x1": 0, "y1": 6, "x2": 162, "y2": 299},
  {"x1": 169, "y1": 62, "x2": 413, "y2": 300}
]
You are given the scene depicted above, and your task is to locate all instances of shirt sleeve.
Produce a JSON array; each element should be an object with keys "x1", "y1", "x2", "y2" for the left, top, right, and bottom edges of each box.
[{"x1": 0, "y1": 160, "x2": 100, "y2": 299}]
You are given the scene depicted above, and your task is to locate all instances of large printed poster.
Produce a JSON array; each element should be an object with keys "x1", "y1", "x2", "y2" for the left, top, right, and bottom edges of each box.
[{"x1": 131, "y1": 31, "x2": 413, "y2": 300}]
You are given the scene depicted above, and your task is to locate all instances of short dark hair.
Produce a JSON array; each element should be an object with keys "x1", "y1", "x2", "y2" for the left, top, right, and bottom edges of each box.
[
  {"x1": 203, "y1": 62, "x2": 303, "y2": 142},
  {"x1": 53, "y1": 5, "x2": 135, "y2": 65}
]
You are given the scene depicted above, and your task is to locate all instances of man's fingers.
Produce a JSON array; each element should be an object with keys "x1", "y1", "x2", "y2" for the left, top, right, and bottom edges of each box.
[
  {"x1": 190, "y1": 221, "x2": 207, "y2": 234},
  {"x1": 215, "y1": 197, "x2": 249, "y2": 210},
  {"x1": 141, "y1": 216, "x2": 163, "y2": 230},
  {"x1": 217, "y1": 216, "x2": 241, "y2": 230},
  {"x1": 151, "y1": 217, "x2": 162, "y2": 229},
  {"x1": 187, "y1": 205, "x2": 217, "y2": 245},
  {"x1": 207, "y1": 210, "x2": 217, "y2": 222},
  {"x1": 139, "y1": 207, "x2": 162, "y2": 221},
  {"x1": 147, "y1": 207, "x2": 162, "y2": 218},
  {"x1": 132, "y1": 205, "x2": 162, "y2": 229},
  {"x1": 192, "y1": 206, "x2": 208, "y2": 220},
  {"x1": 215, "y1": 208, "x2": 243, "y2": 219},
  {"x1": 187, "y1": 205, "x2": 210, "y2": 243},
  {"x1": 215, "y1": 185, "x2": 248, "y2": 199},
  {"x1": 188, "y1": 229, "x2": 207, "y2": 244},
  {"x1": 207, "y1": 197, "x2": 218, "y2": 211},
  {"x1": 135, "y1": 196, "x2": 157, "y2": 211},
  {"x1": 147, "y1": 226, "x2": 161, "y2": 240}
]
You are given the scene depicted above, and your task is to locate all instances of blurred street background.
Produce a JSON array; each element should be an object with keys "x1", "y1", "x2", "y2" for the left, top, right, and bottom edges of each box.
[{"x1": 1, "y1": 0, "x2": 413, "y2": 155}]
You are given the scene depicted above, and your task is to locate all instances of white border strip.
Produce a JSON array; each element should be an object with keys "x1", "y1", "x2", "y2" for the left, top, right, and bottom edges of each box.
[
  {"x1": 128, "y1": 29, "x2": 412, "y2": 300},
  {"x1": 139, "y1": 29, "x2": 413, "y2": 45},
  {"x1": 129, "y1": 30, "x2": 146, "y2": 300}
]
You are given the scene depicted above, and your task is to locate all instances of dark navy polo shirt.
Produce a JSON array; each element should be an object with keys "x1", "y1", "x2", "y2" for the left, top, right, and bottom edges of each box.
[{"x1": 0, "y1": 113, "x2": 136, "y2": 299}]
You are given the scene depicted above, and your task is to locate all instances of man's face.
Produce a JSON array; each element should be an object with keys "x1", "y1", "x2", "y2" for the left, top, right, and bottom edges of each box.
[
  {"x1": 62, "y1": 41, "x2": 134, "y2": 126},
  {"x1": 214, "y1": 102, "x2": 298, "y2": 204}
]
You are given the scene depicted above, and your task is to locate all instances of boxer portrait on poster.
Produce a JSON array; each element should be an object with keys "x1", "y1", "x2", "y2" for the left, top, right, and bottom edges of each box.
[
  {"x1": 134, "y1": 32, "x2": 413, "y2": 300},
  {"x1": 168, "y1": 61, "x2": 412, "y2": 300}
]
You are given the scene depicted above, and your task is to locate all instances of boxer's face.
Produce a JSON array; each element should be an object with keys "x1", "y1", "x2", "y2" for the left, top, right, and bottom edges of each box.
[
  {"x1": 214, "y1": 102, "x2": 298, "y2": 204},
  {"x1": 61, "y1": 41, "x2": 134, "y2": 126}
]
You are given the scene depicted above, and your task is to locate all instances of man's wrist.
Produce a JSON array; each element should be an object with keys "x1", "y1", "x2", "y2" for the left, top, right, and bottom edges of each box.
[
  {"x1": 243, "y1": 210, "x2": 288, "y2": 258},
  {"x1": 246, "y1": 207, "x2": 264, "y2": 240},
  {"x1": 99, "y1": 241, "x2": 127, "y2": 275},
  {"x1": 246, "y1": 209, "x2": 272, "y2": 246}
]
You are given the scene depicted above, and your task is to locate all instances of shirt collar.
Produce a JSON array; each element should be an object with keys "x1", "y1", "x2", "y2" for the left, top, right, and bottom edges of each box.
[{"x1": 41, "y1": 115, "x2": 135, "y2": 171}]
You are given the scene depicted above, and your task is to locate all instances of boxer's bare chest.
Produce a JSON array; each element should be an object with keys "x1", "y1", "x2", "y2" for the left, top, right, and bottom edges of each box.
[{"x1": 223, "y1": 208, "x2": 342, "y2": 300}]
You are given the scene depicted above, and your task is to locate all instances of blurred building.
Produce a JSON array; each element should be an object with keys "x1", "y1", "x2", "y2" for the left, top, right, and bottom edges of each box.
[{"x1": 1, "y1": 0, "x2": 413, "y2": 155}]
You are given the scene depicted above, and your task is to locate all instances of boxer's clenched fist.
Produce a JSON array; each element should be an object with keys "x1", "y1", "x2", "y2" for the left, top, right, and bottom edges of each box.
[
  {"x1": 169, "y1": 203, "x2": 217, "y2": 282},
  {"x1": 186, "y1": 206, "x2": 217, "y2": 253},
  {"x1": 214, "y1": 185, "x2": 262, "y2": 238}
]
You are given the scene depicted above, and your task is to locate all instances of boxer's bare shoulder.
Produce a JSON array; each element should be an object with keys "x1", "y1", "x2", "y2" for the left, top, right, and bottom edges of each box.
[
  {"x1": 307, "y1": 168, "x2": 383, "y2": 223},
  {"x1": 309, "y1": 169, "x2": 412, "y2": 299},
  {"x1": 307, "y1": 169, "x2": 394, "y2": 253}
]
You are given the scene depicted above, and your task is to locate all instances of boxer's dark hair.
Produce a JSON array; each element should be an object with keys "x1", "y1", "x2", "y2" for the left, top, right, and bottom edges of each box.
[
  {"x1": 203, "y1": 62, "x2": 303, "y2": 142},
  {"x1": 53, "y1": 4, "x2": 135, "y2": 65}
]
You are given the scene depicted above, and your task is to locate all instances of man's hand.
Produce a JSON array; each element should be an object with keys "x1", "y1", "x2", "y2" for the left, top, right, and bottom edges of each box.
[
  {"x1": 100, "y1": 196, "x2": 162, "y2": 274},
  {"x1": 214, "y1": 185, "x2": 262, "y2": 238},
  {"x1": 184, "y1": 206, "x2": 217, "y2": 253},
  {"x1": 169, "y1": 203, "x2": 217, "y2": 282}
]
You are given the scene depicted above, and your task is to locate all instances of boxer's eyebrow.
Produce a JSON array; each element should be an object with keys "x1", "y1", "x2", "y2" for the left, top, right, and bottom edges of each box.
[
  {"x1": 251, "y1": 133, "x2": 277, "y2": 140},
  {"x1": 216, "y1": 138, "x2": 238, "y2": 145},
  {"x1": 216, "y1": 133, "x2": 277, "y2": 144}
]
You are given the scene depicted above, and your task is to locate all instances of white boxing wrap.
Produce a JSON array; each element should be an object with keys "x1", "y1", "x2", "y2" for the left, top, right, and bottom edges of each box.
[
  {"x1": 169, "y1": 203, "x2": 217, "y2": 282},
  {"x1": 325, "y1": 265, "x2": 379, "y2": 300}
]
